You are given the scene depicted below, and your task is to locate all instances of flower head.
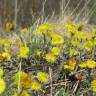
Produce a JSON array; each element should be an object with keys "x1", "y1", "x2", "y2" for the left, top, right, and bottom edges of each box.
[
  {"x1": 64, "y1": 21, "x2": 77, "y2": 33},
  {"x1": 21, "y1": 27, "x2": 29, "y2": 33},
  {"x1": 37, "y1": 22, "x2": 56, "y2": 35},
  {"x1": 5, "y1": 22, "x2": 13, "y2": 30},
  {"x1": 79, "y1": 62, "x2": 87, "y2": 68},
  {"x1": 35, "y1": 51, "x2": 42, "y2": 57},
  {"x1": 0, "y1": 68, "x2": 4, "y2": 77},
  {"x1": 91, "y1": 79, "x2": 96, "y2": 92},
  {"x1": 13, "y1": 91, "x2": 30, "y2": 96},
  {"x1": 71, "y1": 40, "x2": 82, "y2": 48},
  {"x1": 79, "y1": 60, "x2": 96, "y2": 69},
  {"x1": 0, "y1": 39, "x2": 11, "y2": 47},
  {"x1": 86, "y1": 60, "x2": 96, "y2": 68},
  {"x1": 64, "y1": 58, "x2": 77, "y2": 71},
  {"x1": 69, "y1": 49, "x2": 79, "y2": 55},
  {"x1": 50, "y1": 32, "x2": 64, "y2": 45},
  {"x1": 84, "y1": 41, "x2": 93, "y2": 51},
  {"x1": 0, "y1": 54, "x2": 4, "y2": 62},
  {"x1": 79, "y1": 32, "x2": 88, "y2": 40},
  {"x1": 15, "y1": 71, "x2": 33, "y2": 88},
  {"x1": 63, "y1": 44, "x2": 67, "y2": 49},
  {"x1": 20, "y1": 91, "x2": 30, "y2": 96},
  {"x1": 0, "y1": 79, "x2": 6, "y2": 94},
  {"x1": 51, "y1": 47, "x2": 60, "y2": 56},
  {"x1": 18, "y1": 47, "x2": 29, "y2": 59},
  {"x1": 45, "y1": 53, "x2": 56, "y2": 63},
  {"x1": 37, "y1": 72, "x2": 49, "y2": 83},
  {"x1": 2, "y1": 52, "x2": 11, "y2": 61},
  {"x1": 31, "y1": 81, "x2": 41, "y2": 91}
]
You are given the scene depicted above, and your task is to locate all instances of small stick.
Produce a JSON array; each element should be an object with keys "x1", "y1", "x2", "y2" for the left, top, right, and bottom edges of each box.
[{"x1": 73, "y1": 80, "x2": 80, "y2": 94}]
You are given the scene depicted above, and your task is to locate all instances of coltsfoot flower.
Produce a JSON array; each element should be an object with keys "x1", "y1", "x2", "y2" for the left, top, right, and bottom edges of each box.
[
  {"x1": 84, "y1": 41, "x2": 93, "y2": 51},
  {"x1": 37, "y1": 22, "x2": 56, "y2": 35},
  {"x1": 79, "y1": 60, "x2": 96, "y2": 69},
  {"x1": 18, "y1": 47, "x2": 29, "y2": 59},
  {"x1": 49, "y1": 32, "x2": 64, "y2": 45},
  {"x1": 45, "y1": 53, "x2": 56, "y2": 63},
  {"x1": 2, "y1": 52, "x2": 11, "y2": 61},
  {"x1": 31, "y1": 81, "x2": 41, "y2": 91},
  {"x1": 51, "y1": 47, "x2": 60, "y2": 56},
  {"x1": 64, "y1": 58, "x2": 77, "y2": 71},
  {"x1": 0, "y1": 68, "x2": 4, "y2": 77},
  {"x1": 37, "y1": 72, "x2": 49, "y2": 83},
  {"x1": 20, "y1": 91, "x2": 30, "y2": 96},
  {"x1": 5, "y1": 22, "x2": 13, "y2": 30},
  {"x1": 21, "y1": 27, "x2": 29, "y2": 33},
  {"x1": 86, "y1": 60, "x2": 96, "y2": 68},
  {"x1": 15, "y1": 71, "x2": 33, "y2": 88},
  {"x1": 69, "y1": 49, "x2": 79, "y2": 55},
  {"x1": 0, "y1": 79, "x2": 6, "y2": 94},
  {"x1": 91, "y1": 79, "x2": 96, "y2": 92}
]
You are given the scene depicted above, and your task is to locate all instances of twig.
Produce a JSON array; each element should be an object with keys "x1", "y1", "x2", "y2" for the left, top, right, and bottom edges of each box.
[
  {"x1": 14, "y1": 0, "x2": 18, "y2": 30},
  {"x1": 73, "y1": 80, "x2": 80, "y2": 94}
]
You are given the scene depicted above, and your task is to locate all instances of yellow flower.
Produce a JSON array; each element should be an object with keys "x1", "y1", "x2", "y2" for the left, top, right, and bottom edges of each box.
[
  {"x1": 64, "y1": 64, "x2": 74, "y2": 71},
  {"x1": 20, "y1": 91, "x2": 30, "y2": 96},
  {"x1": 16, "y1": 41, "x2": 24, "y2": 47},
  {"x1": 79, "y1": 32, "x2": 88, "y2": 40},
  {"x1": 0, "y1": 79, "x2": 6, "y2": 94},
  {"x1": 74, "y1": 31, "x2": 80, "y2": 39},
  {"x1": 13, "y1": 91, "x2": 30, "y2": 96},
  {"x1": 0, "y1": 68, "x2": 4, "y2": 77},
  {"x1": 91, "y1": 79, "x2": 96, "y2": 92},
  {"x1": 71, "y1": 41, "x2": 82, "y2": 48},
  {"x1": 84, "y1": 41, "x2": 93, "y2": 51},
  {"x1": 4, "y1": 47, "x2": 10, "y2": 53},
  {"x1": 51, "y1": 47, "x2": 60, "y2": 56},
  {"x1": 63, "y1": 44, "x2": 67, "y2": 49},
  {"x1": 94, "y1": 38, "x2": 96, "y2": 47},
  {"x1": 21, "y1": 27, "x2": 29, "y2": 33},
  {"x1": 64, "y1": 21, "x2": 77, "y2": 33},
  {"x1": 68, "y1": 58, "x2": 77, "y2": 67},
  {"x1": 0, "y1": 39, "x2": 11, "y2": 47},
  {"x1": 68, "y1": 58, "x2": 76, "y2": 71},
  {"x1": 86, "y1": 60, "x2": 96, "y2": 68},
  {"x1": 79, "y1": 62, "x2": 87, "y2": 68},
  {"x1": 91, "y1": 28, "x2": 96, "y2": 39},
  {"x1": 64, "y1": 64, "x2": 69, "y2": 69},
  {"x1": 0, "y1": 54, "x2": 4, "y2": 62},
  {"x1": 69, "y1": 49, "x2": 79, "y2": 55},
  {"x1": 45, "y1": 53, "x2": 56, "y2": 63},
  {"x1": 88, "y1": 33, "x2": 95, "y2": 40},
  {"x1": 31, "y1": 81, "x2": 41, "y2": 91},
  {"x1": 74, "y1": 31, "x2": 88, "y2": 40},
  {"x1": 92, "y1": 28, "x2": 96, "y2": 33},
  {"x1": 64, "y1": 58, "x2": 76, "y2": 71},
  {"x1": 18, "y1": 47, "x2": 29, "y2": 59},
  {"x1": 37, "y1": 22, "x2": 56, "y2": 35},
  {"x1": 2, "y1": 52, "x2": 11, "y2": 61},
  {"x1": 79, "y1": 60, "x2": 96, "y2": 69},
  {"x1": 15, "y1": 71, "x2": 33, "y2": 88},
  {"x1": 13, "y1": 92, "x2": 18, "y2": 96},
  {"x1": 66, "y1": 32, "x2": 72, "y2": 38},
  {"x1": 5, "y1": 22, "x2": 13, "y2": 30},
  {"x1": 35, "y1": 51, "x2": 42, "y2": 57},
  {"x1": 37, "y1": 72, "x2": 49, "y2": 83},
  {"x1": 50, "y1": 32, "x2": 64, "y2": 45}
]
